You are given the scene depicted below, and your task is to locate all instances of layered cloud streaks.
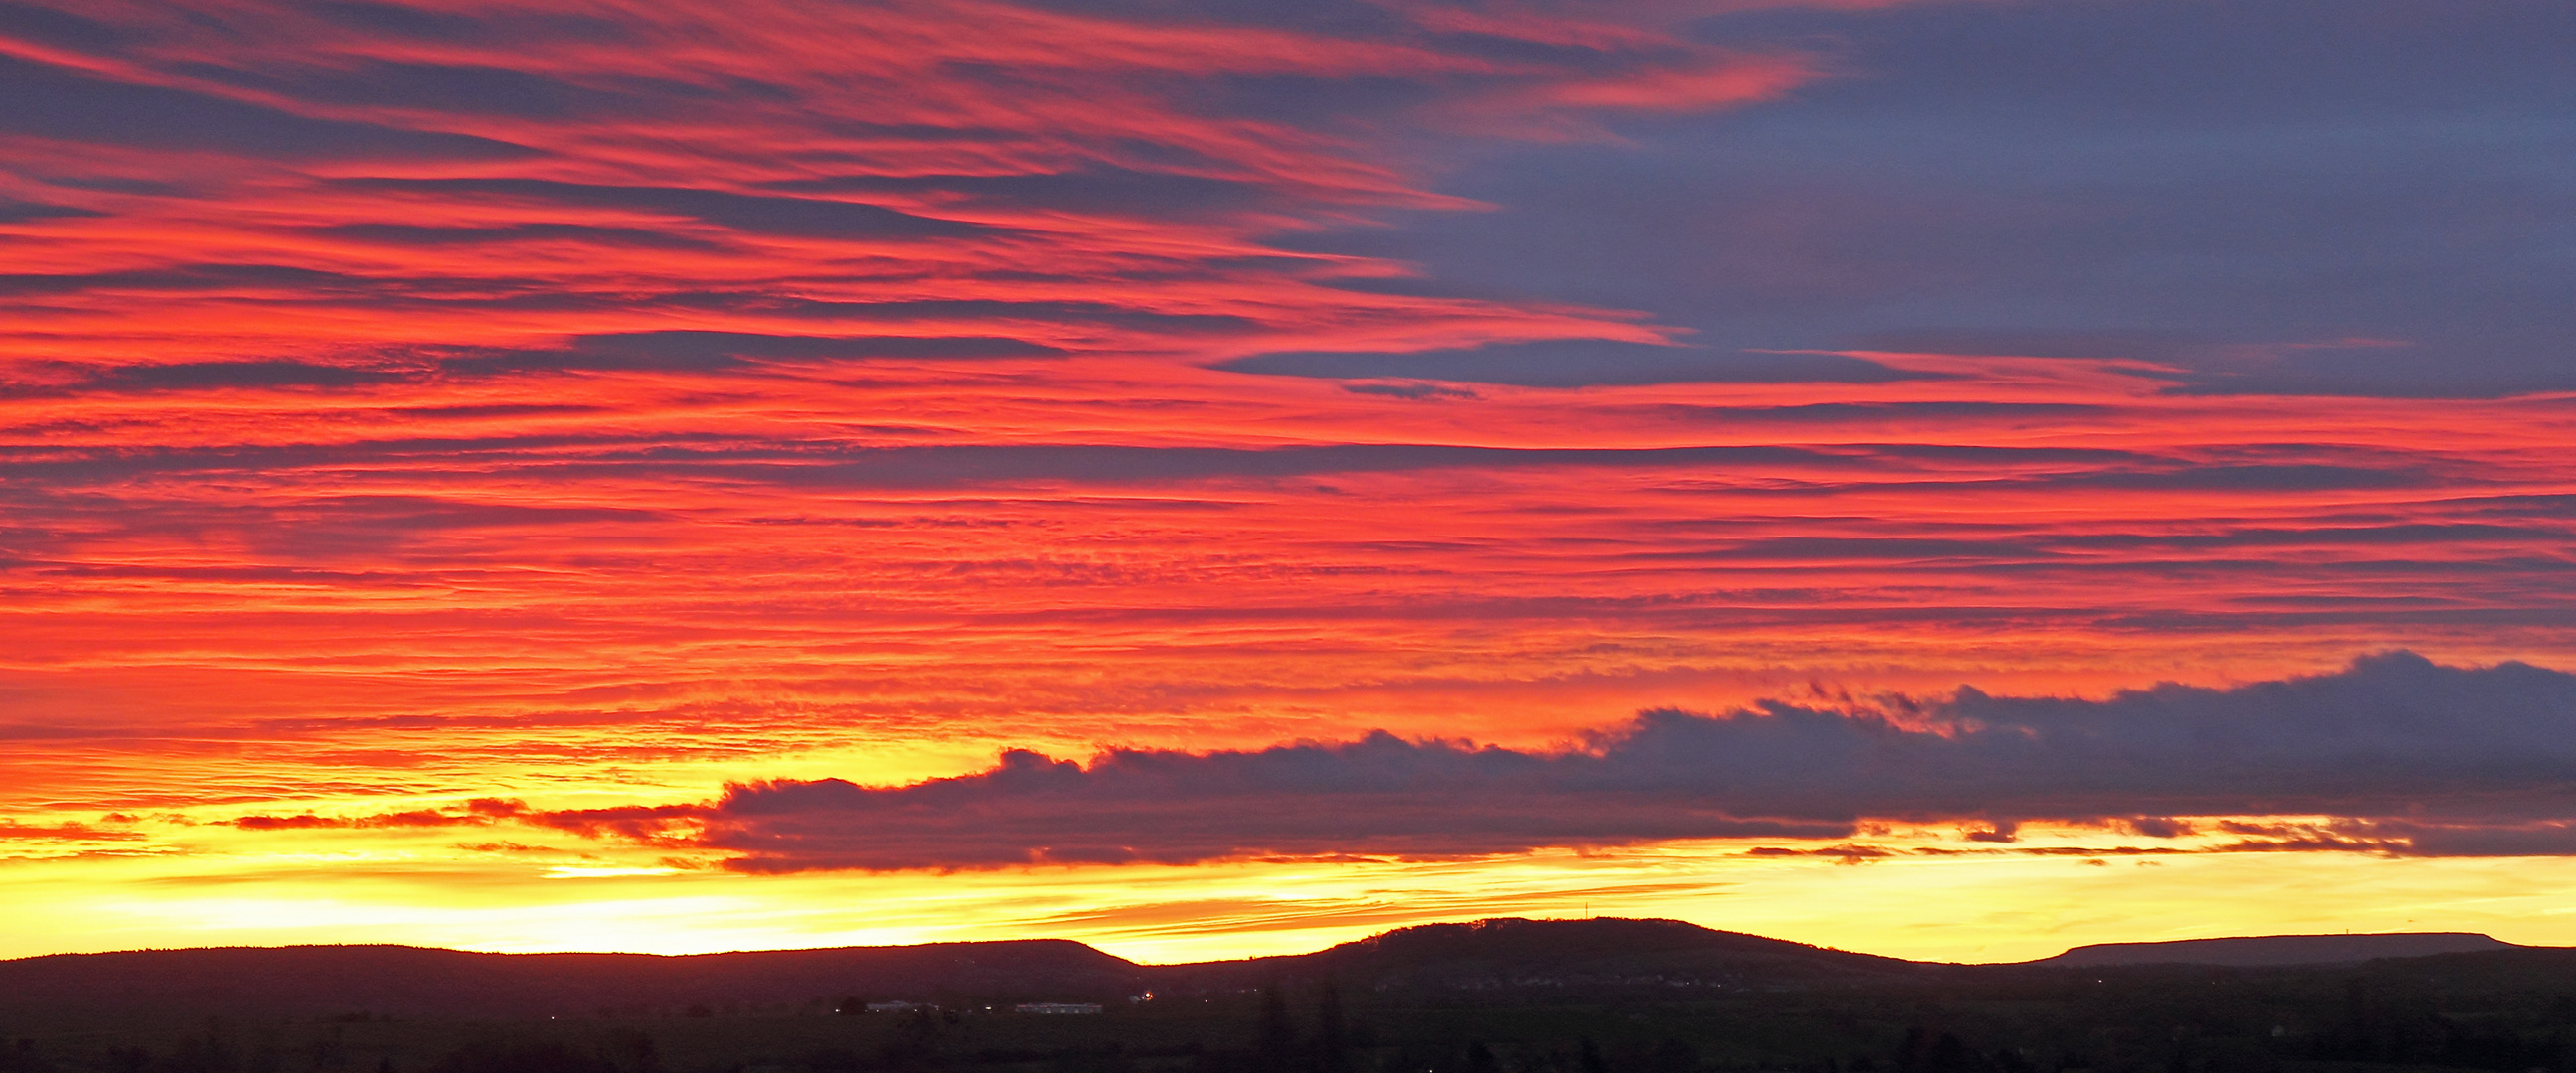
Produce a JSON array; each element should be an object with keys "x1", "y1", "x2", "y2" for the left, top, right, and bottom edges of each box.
[{"x1": 3, "y1": 0, "x2": 2574, "y2": 956}]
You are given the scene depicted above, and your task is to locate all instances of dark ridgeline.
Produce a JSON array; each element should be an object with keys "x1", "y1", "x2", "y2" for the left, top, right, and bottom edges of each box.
[
  {"x1": 0, "y1": 941, "x2": 1141, "y2": 1021},
  {"x1": 2034, "y1": 934, "x2": 2515, "y2": 969},
  {"x1": 3, "y1": 919, "x2": 2573, "y2": 1073},
  {"x1": 1194, "y1": 918, "x2": 1923, "y2": 994},
  {"x1": 0, "y1": 920, "x2": 1918, "y2": 1023}
]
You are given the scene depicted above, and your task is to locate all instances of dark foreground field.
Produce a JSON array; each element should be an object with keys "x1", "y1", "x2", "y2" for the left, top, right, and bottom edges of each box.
[{"x1": 5, "y1": 920, "x2": 2572, "y2": 1073}]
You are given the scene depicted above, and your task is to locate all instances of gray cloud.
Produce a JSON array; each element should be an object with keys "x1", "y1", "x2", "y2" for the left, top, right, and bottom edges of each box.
[
  {"x1": 3, "y1": 433, "x2": 2448, "y2": 505},
  {"x1": 440, "y1": 331, "x2": 1063, "y2": 375},
  {"x1": 667, "y1": 653, "x2": 2576, "y2": 871},
  {"x1": 1216, "y1": 340, "x2": 1919, "y2": 387},
  {"x1": 0, "y1": 263, "x2": 371, "y2": 298},
  {"x1": 309, "y1": 223, "x2": 728, "y2": 252},
  {"x1": 87, "y1": 361, "x2": 413, "y2": 391},
  {"x1": 1648, "y1": 401, "x2": 2110, "y2": 425},
  {"x1": 767, "y1": 167, "x2": 1282, "y2": 221},
  {"x1": 10, "y1": 331, "x2": 1063, "y2": 395},
  {"x1": 339, "y1": 179, "x2": 994, "y2": 242},
  {"x1": 0, "y1": 54, "x2": 532, "y2": 161},
  {"x1": 1341, "y1": 382, "x2": 1478, "y2": 400},
  {"x1": 298, "y1": 1, "x2": 637, "y2": 46},
  {"x1": 173, "y1": 59, "x2": 666, "y2": 120},
  {"x1": 0, "y1": 0, "x2": 132, "y2": 52},
  {"x1": 669, "y1": 293, "x2": 1258, "y2": 335},
  {"x1": 0, "y1": 196, "x2": 98, "y2": 224},
  {"x1": 1293, "y1": 0, "x2": 2576, "y2": 397}
]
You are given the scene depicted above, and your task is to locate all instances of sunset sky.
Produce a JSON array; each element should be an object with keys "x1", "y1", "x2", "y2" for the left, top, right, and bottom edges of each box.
[{"x1": 3, "y1": 0, "x2": 2574, "y2": 966}]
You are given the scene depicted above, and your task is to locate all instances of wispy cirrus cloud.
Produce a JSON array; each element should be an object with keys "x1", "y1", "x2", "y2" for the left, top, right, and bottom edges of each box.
[
  {"x1": 0, "y1": 0, "x2": 1823, "y2": 393},
  {"x1": 5, "y1": 0, "x2": 2576, "y2": 956}
]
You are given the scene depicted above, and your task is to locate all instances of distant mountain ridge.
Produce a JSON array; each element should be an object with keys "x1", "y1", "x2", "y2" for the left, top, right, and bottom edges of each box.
[
  {"x1": 1201, "y1": 917, "x2": 1925, "y2": 992},
  {"x1": 2032, "y1": 932, "x2": 2519, "y2": 968},
  {"x1": 0, "y1": 940, "x2": 1146, "y2": 1019},
  {"x1": 0, "y1": 919, "x2": 2548, "y2": 1021}
]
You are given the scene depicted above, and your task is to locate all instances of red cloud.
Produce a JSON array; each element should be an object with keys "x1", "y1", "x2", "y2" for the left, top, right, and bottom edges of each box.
[{"x1": 2, "y1": 0, "x2": 2571, "y2": 885}]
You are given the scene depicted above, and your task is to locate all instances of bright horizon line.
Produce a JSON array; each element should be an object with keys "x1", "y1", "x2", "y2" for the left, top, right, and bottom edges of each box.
[{"x1": 4, "y1": 916, "x2": 2531, "y2": 969}]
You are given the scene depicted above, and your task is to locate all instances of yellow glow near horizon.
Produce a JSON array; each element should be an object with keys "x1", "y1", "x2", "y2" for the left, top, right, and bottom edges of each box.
[
  {"x1": 6, "y1": 0, "x2": 2575, "y2": 977},
  {"x1": 9, "y1": 827, "x2": 2573, "y2": 966}
]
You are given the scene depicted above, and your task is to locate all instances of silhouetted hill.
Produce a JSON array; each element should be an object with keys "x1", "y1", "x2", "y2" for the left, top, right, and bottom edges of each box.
[
  {"x1": 0, "y1": 940, "x2": 1144, "y2": 1020},
  {"x1": 5, "y1": 918, "x2": 2565, "y2": 1026},
  {"x1": 11, "y1": 918, "x2": 2576, "y2": 1073},
  {"x1": 2033, "y1": 932, "x2": 2518, "y2": 967},
  {"x1": 1178, "y1": 917, "x2": 1925, "y2": 992}
]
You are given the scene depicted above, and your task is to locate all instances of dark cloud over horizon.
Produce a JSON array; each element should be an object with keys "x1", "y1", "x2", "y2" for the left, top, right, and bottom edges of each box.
[{"x1": 472, "y1": 653, "x2": 2576, "y2": 871}]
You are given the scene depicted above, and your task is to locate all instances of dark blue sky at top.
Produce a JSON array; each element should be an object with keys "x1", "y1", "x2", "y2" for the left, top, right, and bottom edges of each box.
[
  {"x1": 2, "y1": 0, "x2": 2567, "y2": 398},
  {"x1": 1262, "y1": 0, "x2": 2576, "y2": 397}
]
